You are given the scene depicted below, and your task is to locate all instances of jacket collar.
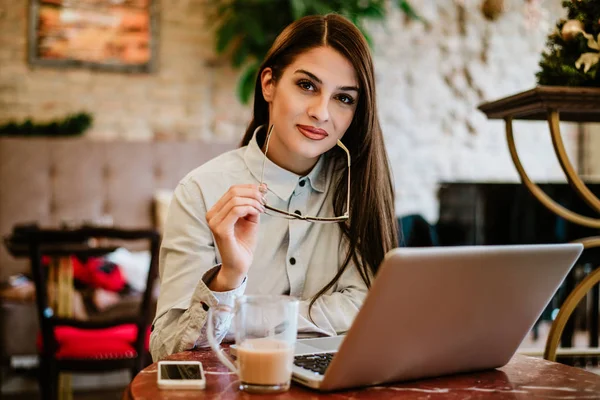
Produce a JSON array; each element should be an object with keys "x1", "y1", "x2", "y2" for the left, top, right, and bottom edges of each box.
[{"x1": 244, "y1": 125, "x2": 326, "y2": 201}]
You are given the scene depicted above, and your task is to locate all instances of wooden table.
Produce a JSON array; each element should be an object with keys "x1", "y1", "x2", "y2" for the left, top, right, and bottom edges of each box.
[{"x1": 125, "y1": 346, "x2": 600, "y2": 399}]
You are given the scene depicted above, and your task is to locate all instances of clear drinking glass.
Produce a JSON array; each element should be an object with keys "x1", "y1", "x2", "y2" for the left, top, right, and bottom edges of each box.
[{"x1": 207, "y1": 295, "x2": 299, "y2": 393}]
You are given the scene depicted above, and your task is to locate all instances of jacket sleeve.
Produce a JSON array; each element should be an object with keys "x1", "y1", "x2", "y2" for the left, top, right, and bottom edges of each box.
[
  {"x1": 149, "y1": 180, "x2": 245, "y2": 361},
  {"x1": 297, "y1": 254, "x2": 369, "y2": 337}
]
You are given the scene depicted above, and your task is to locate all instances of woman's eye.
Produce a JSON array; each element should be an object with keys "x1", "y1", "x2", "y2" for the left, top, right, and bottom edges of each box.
[
  {"x1": 298, "y1": 80, "x2": 315, "y2": 91},
  {"x1": 337, "y1": 94, "x2": 355, "y2": 105}
]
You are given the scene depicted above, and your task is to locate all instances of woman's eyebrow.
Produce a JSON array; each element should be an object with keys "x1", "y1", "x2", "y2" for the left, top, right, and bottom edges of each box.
[{"x1": 294, "y1": 69, "x2": 359, "y2": 92}]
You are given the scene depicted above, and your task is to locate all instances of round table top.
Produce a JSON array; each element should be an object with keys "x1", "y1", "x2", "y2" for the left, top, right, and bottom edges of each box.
[{"x1": 127, "y1": 345, "x2": 600, "y2": 399}]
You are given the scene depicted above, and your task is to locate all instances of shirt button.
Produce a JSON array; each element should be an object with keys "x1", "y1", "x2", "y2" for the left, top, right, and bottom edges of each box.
[
  {"x1": 294, "y1": 210, "x2": 302, "y2": 216},
  {"x1": 299, "y1": 180, "x2": 306, "y2": 187},
  {"x1": 289, "y1": 257, "x2": 296, "y2": 265}
]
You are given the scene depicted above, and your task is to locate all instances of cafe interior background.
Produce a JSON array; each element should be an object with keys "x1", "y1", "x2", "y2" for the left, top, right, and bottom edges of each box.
[{"x1": 1, "y1": 0, "x2": 599, "y2": 398}]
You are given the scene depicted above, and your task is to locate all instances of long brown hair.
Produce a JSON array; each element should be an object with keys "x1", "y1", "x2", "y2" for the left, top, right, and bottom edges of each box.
[{"x1": 240, "y1": 14, "x2": 398, "y2": 316}]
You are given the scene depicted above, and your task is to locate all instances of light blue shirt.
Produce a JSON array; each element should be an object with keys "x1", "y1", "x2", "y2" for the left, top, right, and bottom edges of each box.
[{"x1": 150, "y1": 128, "x2": 367, "y2": 361}]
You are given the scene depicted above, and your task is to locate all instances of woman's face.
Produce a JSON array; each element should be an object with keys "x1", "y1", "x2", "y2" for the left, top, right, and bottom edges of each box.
[{"x1": 261, "y1": 46, "x2": 359, "y2": 176}]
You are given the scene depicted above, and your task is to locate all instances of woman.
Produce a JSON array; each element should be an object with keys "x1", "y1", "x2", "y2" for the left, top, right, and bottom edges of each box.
[{"x1": 150, "y1": 13, "x2": 397, "y2": 361}]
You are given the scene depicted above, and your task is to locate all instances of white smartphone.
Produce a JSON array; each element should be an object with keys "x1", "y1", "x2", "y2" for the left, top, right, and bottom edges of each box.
[{"x1": 157, "y1": 360, "x2": 206, "y2": 390}]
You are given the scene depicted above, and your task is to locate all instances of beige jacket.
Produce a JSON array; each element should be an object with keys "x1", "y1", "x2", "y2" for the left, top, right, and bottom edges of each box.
[{"x1": 150, "y1": 129, "x2": 368, "y2": 361}]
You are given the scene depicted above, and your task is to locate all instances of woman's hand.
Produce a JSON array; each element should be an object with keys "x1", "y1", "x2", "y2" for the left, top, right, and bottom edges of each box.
[{"x1": 206, "y1": 184, "x2": 266, "y2": 291}]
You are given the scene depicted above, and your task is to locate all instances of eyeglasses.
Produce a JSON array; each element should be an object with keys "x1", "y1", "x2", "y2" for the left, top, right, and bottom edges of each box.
[{"x1": 259, "y1": 124, "x2": 350, "y2": 223}]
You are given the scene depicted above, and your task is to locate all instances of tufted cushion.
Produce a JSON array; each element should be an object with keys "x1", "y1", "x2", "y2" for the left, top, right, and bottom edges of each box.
[{"x1": 0, "y1": 138, "x2": 236, "y2": 281}]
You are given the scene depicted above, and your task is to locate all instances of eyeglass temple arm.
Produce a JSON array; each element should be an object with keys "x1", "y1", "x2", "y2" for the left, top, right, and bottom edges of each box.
[
  {"x1": 260, "y1": 125, "x2": 275, "y2": 185},
  {"x1": 336, "y1": 140, "x2": 351, "y2": 168},
  {"x1": 337, "y1": 140, "x2": 351, "y2": 217}
]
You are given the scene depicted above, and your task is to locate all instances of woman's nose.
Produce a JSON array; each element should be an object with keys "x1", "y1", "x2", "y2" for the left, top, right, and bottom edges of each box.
[{"x1": 307, "y1": 95, "x2": 330, "y2": 122}]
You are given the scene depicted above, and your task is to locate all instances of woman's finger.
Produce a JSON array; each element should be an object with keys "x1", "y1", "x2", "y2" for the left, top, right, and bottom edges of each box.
[
  {"x1": 207, "y1": 185, "x2": 265, "y2": 220},
  {"x1": 208, "y1": 197, "x2": 264, "y2": 233},
  {"x1": 222, "y1": 205, "x2": 261, "y2": 227},
  {"x1": 212, "y1": 205, "x2": 261, "y2": 238}
]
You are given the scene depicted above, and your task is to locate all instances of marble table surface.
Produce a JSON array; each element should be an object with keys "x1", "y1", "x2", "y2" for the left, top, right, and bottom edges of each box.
[{"x1": 127, "y1": 346, "x2": 600, "y2": 399}]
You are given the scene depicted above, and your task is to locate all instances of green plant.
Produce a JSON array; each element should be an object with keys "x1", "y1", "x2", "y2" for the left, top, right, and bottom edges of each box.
[
  {"x1": 0, "y1": 112, "x2": 93, "y2": 137},
  {"x1": 209, "y1": 0, "x2": 423, "y2": 103},
  {"x1": 537, "y1": 0, "x2": 600, "y2": 87}
]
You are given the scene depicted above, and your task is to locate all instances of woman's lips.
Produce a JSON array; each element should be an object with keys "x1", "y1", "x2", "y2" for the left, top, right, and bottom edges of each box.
[{"x1": 297, "y1": 125, "x2": 328, "y2": 141}]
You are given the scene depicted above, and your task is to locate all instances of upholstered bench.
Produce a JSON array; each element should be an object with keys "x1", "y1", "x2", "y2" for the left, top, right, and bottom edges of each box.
[{"x1": 0, "y1": 137, "x2": 235, "y2": 372}]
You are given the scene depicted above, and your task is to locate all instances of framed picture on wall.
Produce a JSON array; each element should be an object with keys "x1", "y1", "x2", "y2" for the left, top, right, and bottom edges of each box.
[{"x1": 28, "y1": 0, "x2": 159, "y2": 73}]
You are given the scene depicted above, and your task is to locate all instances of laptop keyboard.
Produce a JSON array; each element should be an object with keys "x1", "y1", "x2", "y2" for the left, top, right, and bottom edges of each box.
[{"x1": 294, "y1": 353, "x2": 335, "y2": 375}]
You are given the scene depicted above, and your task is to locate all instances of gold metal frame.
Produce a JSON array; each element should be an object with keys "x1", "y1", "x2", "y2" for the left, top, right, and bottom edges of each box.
[
  {"x1": 505, "y1": 115, "x2": 600, "y2": 228},
  {"x1": 505, "y1": 110, "x2": 600, "y2": 363},
  {"x1": 547, "y1": 111, "x2": 600, "y2": 213},
  {"x1": 544, "y1": 264, "x2": 600, "y2": 361},
  {"x1": 479, "y1": 87, "x2": 600, "y2": 365},
  {"x1": 259, "y1": 124, "x2": 350, "y2": 223}
]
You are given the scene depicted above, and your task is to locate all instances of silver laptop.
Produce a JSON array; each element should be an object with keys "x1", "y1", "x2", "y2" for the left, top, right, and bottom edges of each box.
[{"x1": 291, "y1": 244, "x2": 583, "y2": 391}]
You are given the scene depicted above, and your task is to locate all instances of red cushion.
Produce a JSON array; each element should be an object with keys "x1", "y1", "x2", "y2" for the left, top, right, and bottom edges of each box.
[
  {"x1": 41, "y1": 256, "x2": 127, "y2": 292},
  {"x1": 37, "y1": 324, "x2": 151, "y2": 360},
  {"x1": 56, "y1": 339, "x2": 136, "y2": 359},
  {"x1": 72, "y1": 257, "x2": 127, "y2": 293}
]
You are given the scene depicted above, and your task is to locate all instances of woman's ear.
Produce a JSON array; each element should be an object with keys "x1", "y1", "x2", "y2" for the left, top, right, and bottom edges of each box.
[{"x1": 261, "y1": 67, "x2": 275, "y2": 102}]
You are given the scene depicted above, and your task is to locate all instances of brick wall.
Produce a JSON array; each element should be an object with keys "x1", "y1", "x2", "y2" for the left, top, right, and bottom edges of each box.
[
  {"x1": 0, "y1": 0, "x2": 578, "y2": 221},
  {"x1": 0, "y1": 0, "x2": 249, "y2": 141},
  {"x1": 369, "y1": 0, "x2": 578, "y2": 221}
]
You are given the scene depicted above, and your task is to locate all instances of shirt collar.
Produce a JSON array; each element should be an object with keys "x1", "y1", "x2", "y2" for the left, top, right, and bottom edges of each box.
[{"x1": 244, "y1": 125, "x2": 327, "y2": 201}]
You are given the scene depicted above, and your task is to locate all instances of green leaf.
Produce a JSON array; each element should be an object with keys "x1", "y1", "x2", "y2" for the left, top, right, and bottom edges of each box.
[
  {"x1": 0, "y1": 112, "x2": 92, "y2": 137},
  {"x1": 237, "y1": 62, "x2": 261, "y2": 104},
  {"x1": 216, "y1": 19, "x2": 238, "y2": 54},
  {"x1": 396, "y1": 0, "x2": 424, "y2": 22},
  {"x1": 243, "y1": 17, "x2": 266, "y2": 46},
  {"x1": 310, "y1": 0, "x2": 334, "y2": 16},
  {"x1": 290, "y1": 0, "x2": 306, "y2": 20},
  {"x1": 231, "y1": 41, "x2": 249, "y2": 68},
  {"x1": 362, "y1": 4, "x2": 386, "y2": 19}
]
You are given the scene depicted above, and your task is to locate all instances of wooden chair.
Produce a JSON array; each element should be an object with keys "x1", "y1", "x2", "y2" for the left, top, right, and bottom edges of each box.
[{"x1": 23, "y1": 226, "x2": 160, "y2": 400}]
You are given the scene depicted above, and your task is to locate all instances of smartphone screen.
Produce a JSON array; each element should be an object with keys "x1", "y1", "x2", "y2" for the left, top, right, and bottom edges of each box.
[{"x1": 160, "y1": 363, "x2": 203, "y2": 380}]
